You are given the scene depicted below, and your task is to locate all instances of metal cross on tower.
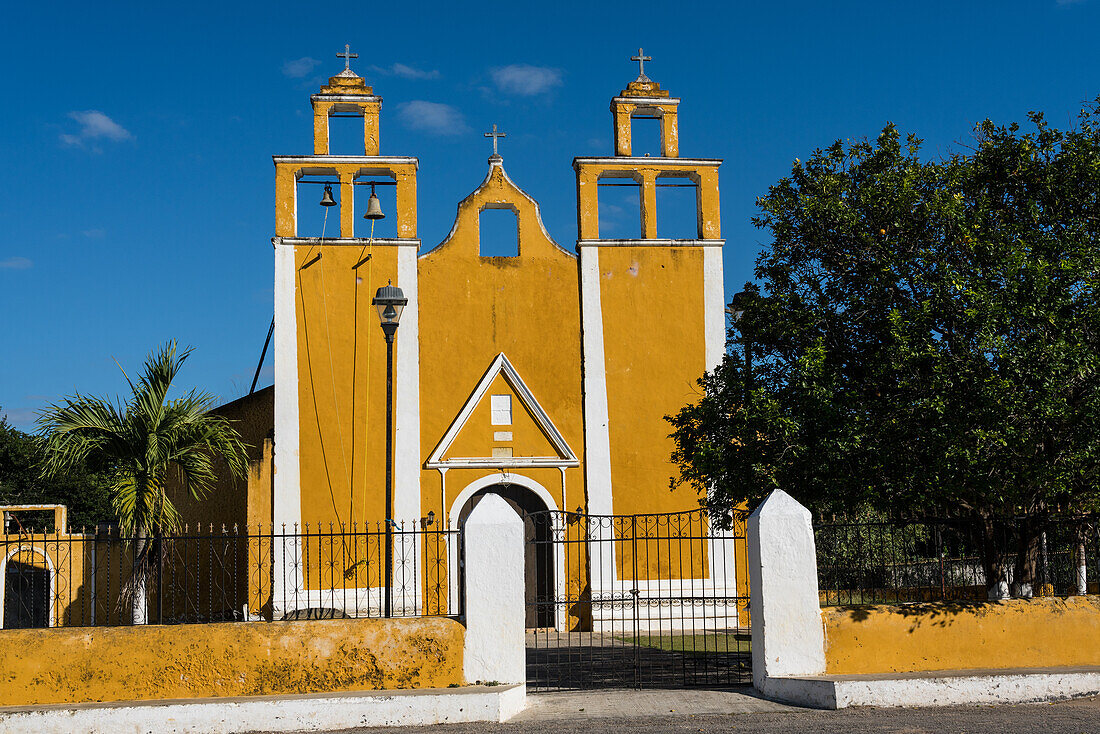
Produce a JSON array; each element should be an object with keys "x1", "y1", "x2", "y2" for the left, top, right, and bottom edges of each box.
[
  {"x1": 337, "y1": 44, "x2": 359, "y2": 72},
  {"x1": 631, "y1": 48, "x2": 652, "y2": 80},
  {"x1": 484, "y1": 123, "x2": 506, "y2": 157}
]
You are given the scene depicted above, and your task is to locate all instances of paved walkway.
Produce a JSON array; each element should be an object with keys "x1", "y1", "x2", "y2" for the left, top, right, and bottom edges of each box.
[
  {"x1": 341, "y1": 692, "x2": 1100, "y2": 733},
  {"x1": 513, "y1": 688, "x2": 795, "y2": 720}
]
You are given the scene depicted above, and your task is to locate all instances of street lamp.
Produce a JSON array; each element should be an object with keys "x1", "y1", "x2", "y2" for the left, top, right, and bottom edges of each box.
[{"x1": 373, "y1": 280, "x2": 406, "y2": 618}]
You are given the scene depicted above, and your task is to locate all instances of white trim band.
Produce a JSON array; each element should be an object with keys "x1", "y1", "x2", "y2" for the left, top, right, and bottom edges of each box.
[
  {"x1": 576, "y1": 239, "x2": 724, "y2": 248},
  {"x1": 273, "y1": 156, "x2": 419, "y2": 167},
  {"x1": 273, "y1": 237, "x2": 421, "y2": 249},
  {"x1": 573, "y1": 157, "x2": 722, "y2": 167}
]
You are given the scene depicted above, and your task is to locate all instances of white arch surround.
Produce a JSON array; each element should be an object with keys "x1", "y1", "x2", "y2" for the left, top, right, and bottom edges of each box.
[
  {"x1": 448, "y1": 472, "x2": 567, "y2": 631},
  {"x1": 447, "y1": 472, "x2": 559, "y2": 530},
  {"x1": 0, "y1": 545, "x2": 56, "y2": 629}
]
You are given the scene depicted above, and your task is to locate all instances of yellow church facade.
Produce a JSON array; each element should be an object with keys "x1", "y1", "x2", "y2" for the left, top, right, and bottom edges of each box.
[{"x1": 267, "y1": 52, "x2": 739, "y2": 625}]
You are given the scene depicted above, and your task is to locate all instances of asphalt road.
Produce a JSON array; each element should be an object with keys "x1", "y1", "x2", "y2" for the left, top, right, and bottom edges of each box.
[{"x1": 329, "y1": 694, "x2": 1100, "y2": 734}]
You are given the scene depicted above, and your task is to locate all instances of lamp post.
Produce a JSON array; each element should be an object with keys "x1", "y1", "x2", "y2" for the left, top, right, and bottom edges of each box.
[{"x1": 373, "y1": 281, "x2": 406, "y2": 618}]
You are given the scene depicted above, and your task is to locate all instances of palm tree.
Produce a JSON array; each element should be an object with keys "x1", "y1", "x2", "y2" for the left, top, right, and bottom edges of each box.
[{"x1": 36, "y1": 341, "x2": 248, "y2": 623}]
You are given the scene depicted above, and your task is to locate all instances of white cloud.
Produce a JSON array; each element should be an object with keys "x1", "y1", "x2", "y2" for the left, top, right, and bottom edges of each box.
[
  {"x1": 371, "y1": 63, "x2": 441, "y2": 80},
  {"x1": 283, "y1": 57, "x2": 321, "y2": 78},
  {"x1": 397, "y1": 101, "x2": 469, "y2": 136},
  {"x1": 0, "y1": 257, "x2": 32, "y2": 270},
  {"x1": 0, "y1": 408, "x2": 39, "y2": 427},
  {"x1": 490, "y1": 65, "x2": 563, "y2": 96},
  {"x1": 598, "y1": 203, "x2": 624, "y2": 230},
  {"x1": 82, "y1": 228, "x2": 106, "y2": 239},
  {"x1": 60, "y1": 110, "x2": 133, "y2": 148}
]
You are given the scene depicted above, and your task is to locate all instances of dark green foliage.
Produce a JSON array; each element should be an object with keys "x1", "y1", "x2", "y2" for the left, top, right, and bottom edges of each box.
[
  {"x1": 0, "y1": 412, "x2": 113, "y2": 529},
  {"x1": 669, "y1": 102, "x2": 1100, "y2": 595}
]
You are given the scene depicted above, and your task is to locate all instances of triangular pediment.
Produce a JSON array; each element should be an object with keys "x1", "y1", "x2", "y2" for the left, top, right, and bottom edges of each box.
[{"x1": 425, "y1": 353, "x2": 578, "y2": 469}]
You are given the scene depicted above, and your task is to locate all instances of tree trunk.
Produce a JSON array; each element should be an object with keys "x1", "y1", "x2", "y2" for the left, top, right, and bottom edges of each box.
[
  {"x1": 132, "y1": 528, "x2": 148, "y2": 624},
  {"x1": 979, "y1": 515, "x2": 1009, "y2": 600},
  {"x1": 1076, "y1": 524, "x2": 1088, "y2": 596},
  {"x1": 1011, "y1": 517, "x2": 1040, "y2": 599},
  {"x1": 1039, "y1": 531, "x2": 1050, "y2": 594}
]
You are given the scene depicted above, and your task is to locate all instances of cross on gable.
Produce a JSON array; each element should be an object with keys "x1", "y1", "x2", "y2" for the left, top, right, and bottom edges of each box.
[
  {"x1": 484, "y1": 123, "x2": 506, "y2": 157},
  {"x1": 631, "y1": 47, "x2": 652, "y2": 80},
  {"x1": 337, "y1": 44, "x2": 358, "y2": 72}
]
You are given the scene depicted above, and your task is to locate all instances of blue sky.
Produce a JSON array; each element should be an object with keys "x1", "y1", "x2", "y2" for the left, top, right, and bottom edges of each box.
[{"x1": 1, "y1": 0, "x2": 1098, "y2": 430}]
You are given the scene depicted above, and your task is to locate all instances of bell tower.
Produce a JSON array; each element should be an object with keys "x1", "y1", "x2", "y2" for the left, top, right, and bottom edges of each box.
[
  {"x1": 270, "y1": 46, "x2": 422, "y2": 588},
  {"x1": 575, "y1": 51, "x2": 725, "y2": 522}
]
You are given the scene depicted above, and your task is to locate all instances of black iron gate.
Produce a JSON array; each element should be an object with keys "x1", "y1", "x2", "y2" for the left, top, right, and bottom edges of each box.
[{"x1": 525, "y1": 509, "x2": 751, "y2": 690}]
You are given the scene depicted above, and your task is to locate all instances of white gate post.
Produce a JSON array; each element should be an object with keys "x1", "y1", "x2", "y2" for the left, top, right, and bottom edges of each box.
[
  {"x1": 463, "y1": 494, "x2": 526, "y2": 686},
  {"x1": 748, "y1": 489, "x2": 826, "y2": 695}
]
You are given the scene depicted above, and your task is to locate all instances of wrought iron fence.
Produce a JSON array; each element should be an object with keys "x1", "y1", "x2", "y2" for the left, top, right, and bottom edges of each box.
[
  {"x1": 0, "y1": 522, "x2": 461, "y2": 629},
  {"x1": 816, "y1": 513, "x2": 1100, "y2": 605},
  {"x1": 526, "y1": 508, "x2": 751, "y2": 690}
]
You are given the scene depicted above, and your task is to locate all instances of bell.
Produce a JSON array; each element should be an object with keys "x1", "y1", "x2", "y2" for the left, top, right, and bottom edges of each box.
[
  {"x1": 319, "y1": 184, "x2": 337, "y2": 207},
  {"x1": 363, "y1": 184, "x2": 385, "y2": 220}
]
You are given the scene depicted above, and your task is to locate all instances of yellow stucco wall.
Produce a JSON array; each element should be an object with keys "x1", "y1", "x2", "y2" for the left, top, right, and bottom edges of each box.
[
  {"x1": 599, "y1": 247, "x2": 705, "y2": 517},
  {"x1": 295, "y1": 243, "x2": 401, "y2": 530},
  {"x1": 418, "y1": 161, "x2": 584, "y2": 523},
  {"x1": 167, "y1": 385, "x2": 274, "y2": 534},
  {"x1": 0, "y1": 617, "x2": 464, "y2": 706},
  {"x1": 597, "y1": 246, "x2": 711, "y2": 580},
  {"x1": 824, "y1": 596, "x2": 1100, "y2": 675}
]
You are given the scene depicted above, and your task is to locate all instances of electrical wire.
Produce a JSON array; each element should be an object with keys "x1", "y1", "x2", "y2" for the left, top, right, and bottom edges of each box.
[
  {"x1": 317, "y1": 206, "x2": 352, "y2": 527},
  {"x1": 357, "y1": 217, "x2": 376, "y2": 527}
]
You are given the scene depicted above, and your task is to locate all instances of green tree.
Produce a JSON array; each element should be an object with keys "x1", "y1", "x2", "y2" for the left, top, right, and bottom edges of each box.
[
  {"x1": 35, "y1": 342, "x2": 248, "y2": 621},
  {"x1": 669, "y1": 103, "x2": 1100, "y2": 599},
  {"x1": 0, "y1": 412, "x2": 113, "y2": 529}
]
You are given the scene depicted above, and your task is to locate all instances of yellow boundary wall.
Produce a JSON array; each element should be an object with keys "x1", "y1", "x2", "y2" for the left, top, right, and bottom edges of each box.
[
  {"x1": 824, "y1": 595, "x2": 1100, "y2": 675},
  {"x1": 0, "y1": 617, "x2": 463, "y2": 707}
]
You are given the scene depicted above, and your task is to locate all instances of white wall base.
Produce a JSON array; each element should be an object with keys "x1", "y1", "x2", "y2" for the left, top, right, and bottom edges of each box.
[
  {"x1": 761, "y1": 670, "x2": 1100, "y2": 709},
  {"x1": 0, "y1": 684, "x2": 527, "y2": 734}
]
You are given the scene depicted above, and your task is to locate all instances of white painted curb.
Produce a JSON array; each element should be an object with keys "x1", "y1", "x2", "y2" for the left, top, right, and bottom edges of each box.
[
  {"x1": 0, "y1": 684, "x2": 526, "y2": 734},
  {"x1": 764, "y1": 670, "x2": 1100, "y2": 709}
]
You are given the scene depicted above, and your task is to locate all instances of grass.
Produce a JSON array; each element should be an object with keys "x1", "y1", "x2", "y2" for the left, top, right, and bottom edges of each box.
[{"x1": 617, "y1": 632, "x2": 751, "y2": 654}]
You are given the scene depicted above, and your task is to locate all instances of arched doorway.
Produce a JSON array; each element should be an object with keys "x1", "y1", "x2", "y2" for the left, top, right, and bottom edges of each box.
[
  {"x1": 2, "y1": 551, "x2": 51, "y2": 629},
  {"x1": 456, "y1": 483, "x2": 555, "y2": 628}
]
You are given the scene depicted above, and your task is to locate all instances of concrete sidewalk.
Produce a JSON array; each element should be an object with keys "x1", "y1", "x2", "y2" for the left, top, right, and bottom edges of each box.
[
  {"x1": 513, "y1": 688, "x2": 798, "y2": 721},
  {"x1": 336, "y1": 692, "x2": 1100, "y2": 734}
]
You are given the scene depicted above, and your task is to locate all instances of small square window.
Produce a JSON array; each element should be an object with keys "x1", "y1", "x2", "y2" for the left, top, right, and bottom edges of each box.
[
  {"x1": 492, "y1": 447, "x2": 513, "y2": 459},
  {"x1": 490, "y1": 394, "x2": 512, "y2": 425}
]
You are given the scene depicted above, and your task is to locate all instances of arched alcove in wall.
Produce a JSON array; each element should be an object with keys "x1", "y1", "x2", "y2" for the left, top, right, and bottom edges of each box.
[{"x1": 1, "y1": 546, "x2": 53, "y2": 629}]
